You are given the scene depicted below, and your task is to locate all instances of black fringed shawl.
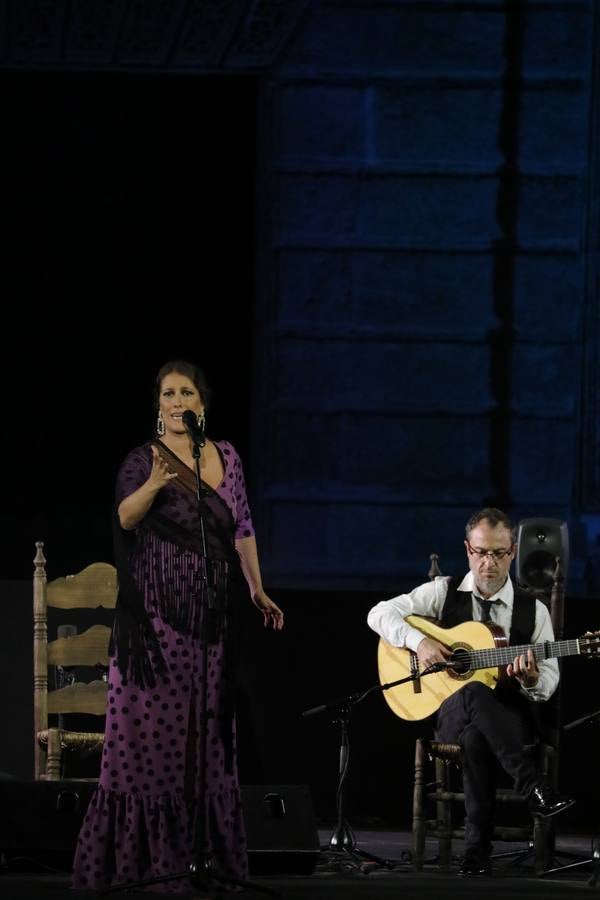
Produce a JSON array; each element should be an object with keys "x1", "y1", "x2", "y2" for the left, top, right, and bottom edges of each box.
[{"x1": 109, "y1": 440, "x2": 246, "y2": 690}]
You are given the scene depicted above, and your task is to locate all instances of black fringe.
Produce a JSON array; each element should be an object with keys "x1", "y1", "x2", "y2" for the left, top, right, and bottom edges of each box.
[
  {"x1": 110, "y1": 462, "x2": 244, "y2": 690},
  {"x1": 109, "y1": 607, "x2": 167, "y2": 690}
]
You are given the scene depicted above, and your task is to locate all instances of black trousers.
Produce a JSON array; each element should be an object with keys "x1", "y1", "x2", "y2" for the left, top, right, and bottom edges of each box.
[{"x1": 435, "y1": 681, "x2": 539, "y2": 850}]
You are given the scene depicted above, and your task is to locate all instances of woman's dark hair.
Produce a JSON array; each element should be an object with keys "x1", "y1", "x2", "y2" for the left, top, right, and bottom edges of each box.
[{"x1": 154, "y1": 360, "x2": 211, "y2": 411}]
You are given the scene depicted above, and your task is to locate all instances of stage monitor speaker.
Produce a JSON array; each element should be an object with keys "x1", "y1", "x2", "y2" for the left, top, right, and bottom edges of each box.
[
  {"x1": 0, "y1": 779, "x2": 321, "y2": 876},
  {"x1": 0, "y1": 778, "x2": 97, "y2": 868},
  {"x1": 516, "y1": 518, "x2": 569, "y2": 592},
  {"x1": 241, "y1": 784, "x2": 320, "y2": 875}
]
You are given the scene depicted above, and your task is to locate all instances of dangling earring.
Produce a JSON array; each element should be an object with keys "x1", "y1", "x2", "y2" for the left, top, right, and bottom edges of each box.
[
  {"x1": 156, "y1": 412, "x2": 165, "y2": 436},
  {"x1": 197, "y1": 410, "x2": 206, "y2": 431}
]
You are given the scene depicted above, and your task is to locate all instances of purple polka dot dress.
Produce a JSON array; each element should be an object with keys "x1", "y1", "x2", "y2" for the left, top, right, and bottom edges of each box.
[{"x1": 72, "y1": 440, "x2": 254, "y2": 893}]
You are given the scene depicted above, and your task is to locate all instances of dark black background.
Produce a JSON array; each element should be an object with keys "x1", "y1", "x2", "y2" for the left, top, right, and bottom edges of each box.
[{"x1": 4, "y1": 70, "x2": 256, "y2": 580}]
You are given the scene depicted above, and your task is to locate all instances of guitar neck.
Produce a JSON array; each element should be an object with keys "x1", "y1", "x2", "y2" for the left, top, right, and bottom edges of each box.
[{"x1": 471, "y1": 637, "x2": 581, "y2": 670}]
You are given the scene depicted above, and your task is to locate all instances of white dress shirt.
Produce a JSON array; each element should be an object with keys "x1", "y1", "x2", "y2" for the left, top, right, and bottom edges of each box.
[{"x1": 367, "y1": 573, "x2": 559, "y2": 702}]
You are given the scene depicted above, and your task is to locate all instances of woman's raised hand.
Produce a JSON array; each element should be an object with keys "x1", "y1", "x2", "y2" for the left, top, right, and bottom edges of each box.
[{"x1": 148, "y1": 445, "x2": 178, "y2": 491}]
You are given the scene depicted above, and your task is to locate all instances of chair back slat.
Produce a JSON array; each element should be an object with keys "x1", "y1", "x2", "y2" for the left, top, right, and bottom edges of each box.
[
  {"x1": 47, "y1": 624, "x2": 112, "y2": 667},
  {"x1": 33, "y1": 541, "x2": 117, "y2": 779},
  {"x1": 47, "y1": 681, "x2": 108, "y2": 716},
  {"x1": 46, "y1": 562, "x2": 118, "y2": 609}
]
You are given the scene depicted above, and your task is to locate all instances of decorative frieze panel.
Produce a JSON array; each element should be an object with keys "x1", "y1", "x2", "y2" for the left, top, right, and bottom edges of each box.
[
  {"x1": 283, "y1": 3, "x2": 591, "y2": 79},
  {"x1": 0, "y1": 0, "x2": 312, "y2": 69}
]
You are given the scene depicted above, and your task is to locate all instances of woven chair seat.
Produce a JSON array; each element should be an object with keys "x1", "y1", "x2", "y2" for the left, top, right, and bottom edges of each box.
[
  {"x1": 427, "y1": 741, "x2": 462, "y2": 760},
  {"x1": 37, "y1": 728, "x2": 104, "y2": 754}
]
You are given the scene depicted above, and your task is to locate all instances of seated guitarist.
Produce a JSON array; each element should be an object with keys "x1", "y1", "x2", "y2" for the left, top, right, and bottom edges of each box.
[{"x1": 367, "y1": 507, "x2": 575, "y2": 876}]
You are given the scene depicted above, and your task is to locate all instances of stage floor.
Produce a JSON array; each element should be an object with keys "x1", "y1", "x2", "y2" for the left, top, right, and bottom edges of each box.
[{"x1": 1, "y1": 829, "x2": 599, "y2": 898}]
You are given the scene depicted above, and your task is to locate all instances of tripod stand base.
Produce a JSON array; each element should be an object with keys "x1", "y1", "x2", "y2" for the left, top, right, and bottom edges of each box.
[
  {"x1": 100, "y1": 859, "x2": 282, "y2": 898},
  {"x1": 321, "y1": 844, "x2": 401, "y2": 874},
  {"x1": 321, "y1": 823, "x2": 407, "y2": 874},
  {"x1": 540, "y1": 838, "x2": 600, "y2": 885}
]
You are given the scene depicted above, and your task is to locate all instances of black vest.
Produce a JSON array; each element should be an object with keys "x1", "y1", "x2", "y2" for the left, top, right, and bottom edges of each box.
[{"x1": 439, "y1": 575, "x2": 536, "y2": 646}]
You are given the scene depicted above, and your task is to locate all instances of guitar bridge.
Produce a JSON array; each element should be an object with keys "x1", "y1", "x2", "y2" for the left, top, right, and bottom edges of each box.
[{"x1": 410, "y1": 653, "x2": 422, "y2": 694}]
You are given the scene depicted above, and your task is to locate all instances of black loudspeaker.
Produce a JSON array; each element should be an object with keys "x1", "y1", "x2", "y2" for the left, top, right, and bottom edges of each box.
[
  {"x1": 241, "y1": 784, "x2": 320, "y2": 874},
  {"x1": 516, "y1": 518, "x2": 569, "y2": 591},
  {"x1": 0, "y1": 779, "x2": 97, "y2": 866},
  {"x1": 0, "y1": 779, "x2": 320, "y2": 876}
]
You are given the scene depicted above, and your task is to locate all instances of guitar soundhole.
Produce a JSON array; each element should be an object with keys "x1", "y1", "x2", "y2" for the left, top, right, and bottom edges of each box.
[{"x1": 448, "y1": 646, "x2": 471, "y2": 679}]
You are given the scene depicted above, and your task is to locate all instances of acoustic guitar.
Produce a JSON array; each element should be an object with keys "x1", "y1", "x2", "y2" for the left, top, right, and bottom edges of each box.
[{"x1": 377, "y1": 614, "x2": 600, "y2": 721}]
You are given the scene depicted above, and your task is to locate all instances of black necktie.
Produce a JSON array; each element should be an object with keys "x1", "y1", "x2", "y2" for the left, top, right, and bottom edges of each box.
[{"x1": 476, "y1": 597, "x2": 498, "y2": 623}]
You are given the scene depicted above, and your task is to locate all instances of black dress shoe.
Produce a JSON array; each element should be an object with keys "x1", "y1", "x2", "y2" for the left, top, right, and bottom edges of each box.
[
  {"x1": 529, "y1": 783, "x2": 575, "y2": 818},
  {"x1": 458, "y1": 849, "x2": 492, "y2": 876}
]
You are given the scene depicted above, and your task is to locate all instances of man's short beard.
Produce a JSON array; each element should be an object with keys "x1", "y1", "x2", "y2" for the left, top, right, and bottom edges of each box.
[{"x1": 477, "y1": 572, "x2": 506, "y2": 596}]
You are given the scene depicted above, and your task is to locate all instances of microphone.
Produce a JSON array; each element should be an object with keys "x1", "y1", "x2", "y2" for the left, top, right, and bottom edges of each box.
[
  {"x1": 563, "y1": 709, "x2": 600, "y2": 731},
  {"x1": 302, "y1": 703, "x2": 328, "y2": 719},
  {"x1": 423, "y1": 660, "x2": 455, "y2": 674},
  {"x1": 302, "y1": 691, "x2": 363, "y2": 718},
  {"x1": 182, "y1": 409, "x2": 205, "y2": 447}
]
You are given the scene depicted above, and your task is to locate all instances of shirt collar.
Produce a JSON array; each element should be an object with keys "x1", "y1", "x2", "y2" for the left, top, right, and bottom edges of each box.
[{"x1": 458, "y1": 571, "x2": 514, "y2": 608}]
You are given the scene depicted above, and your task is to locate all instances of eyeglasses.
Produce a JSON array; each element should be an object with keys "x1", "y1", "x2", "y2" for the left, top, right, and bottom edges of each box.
[{"x1": 466, "y1": 541, "x2": 514, "y2": 561}]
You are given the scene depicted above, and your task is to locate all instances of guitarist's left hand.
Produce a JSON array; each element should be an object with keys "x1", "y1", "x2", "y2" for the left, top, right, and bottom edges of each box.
[{"x1": 506, "y1": 648, "x2": 539, "y2": 688}]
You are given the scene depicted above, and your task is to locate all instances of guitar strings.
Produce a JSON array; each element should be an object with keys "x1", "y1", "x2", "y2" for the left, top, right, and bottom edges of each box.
[{"x1": 465, "y1": 638, "x2": 581, "y2": 669}]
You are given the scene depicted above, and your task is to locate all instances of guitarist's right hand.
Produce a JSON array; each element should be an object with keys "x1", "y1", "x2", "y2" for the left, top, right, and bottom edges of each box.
[{"x1": 416, "y1": 637, "x2": 453, "y2": 669}]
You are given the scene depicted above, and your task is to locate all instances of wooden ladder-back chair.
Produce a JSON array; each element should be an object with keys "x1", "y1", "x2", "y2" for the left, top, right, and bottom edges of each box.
[
  {"x1": 33, "y1": 541, "x2": 117, "y2": 780},
  {"x1": 411, "y1": 552, "x2": 564, "y2": 874}
]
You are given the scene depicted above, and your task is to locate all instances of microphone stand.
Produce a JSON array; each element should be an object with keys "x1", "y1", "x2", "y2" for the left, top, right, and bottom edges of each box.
[
  {"x1": 104, "y1": 424, "x2": 278, "y2": 898},
  {"x1": 540, "y1": 708, "x2": 600, "y2": 885},
  {"x1": 302, "y1": 663, "x2": 449, "y2": 874}
]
